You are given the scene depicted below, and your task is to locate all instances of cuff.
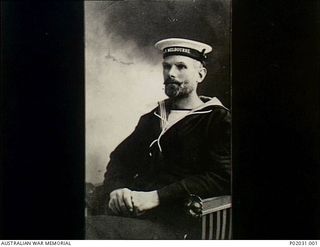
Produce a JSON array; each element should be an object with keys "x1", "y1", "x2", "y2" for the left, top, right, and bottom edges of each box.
[{"x1": 157, "y1": 182, "x2": 189, "y2": 205}]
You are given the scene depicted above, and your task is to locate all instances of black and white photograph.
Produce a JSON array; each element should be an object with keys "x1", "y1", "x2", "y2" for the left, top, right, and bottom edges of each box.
[
  {"x1": 85, "y1": 0, "x2": 232, "y2": 240},
  {"x1": 1, "y1": 0, "x2": 319, "y2": 242}
]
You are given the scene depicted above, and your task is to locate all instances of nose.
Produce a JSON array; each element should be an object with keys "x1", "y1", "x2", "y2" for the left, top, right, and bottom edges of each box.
[{"x1": 168, "y1": 66, "x2": 177, "y2": 78}]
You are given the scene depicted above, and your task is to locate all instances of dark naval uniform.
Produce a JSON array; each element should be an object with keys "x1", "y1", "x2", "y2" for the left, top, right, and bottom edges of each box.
[{"x1": 86, "y1": 96, "x2": 231, "y2": 239}]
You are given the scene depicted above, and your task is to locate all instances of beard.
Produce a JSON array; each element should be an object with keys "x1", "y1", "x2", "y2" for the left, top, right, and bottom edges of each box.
[{"x1": 164, "y1": 78, "x2": 192, "y2": 98}]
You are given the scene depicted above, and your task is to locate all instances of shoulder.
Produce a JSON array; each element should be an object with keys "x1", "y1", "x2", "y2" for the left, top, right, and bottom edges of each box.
[
  {"x1": 204, "y1": 106, "x2": 231, "y2": 137},
  {"x1": 139, "y1": 106, "x2": 158, "y2": 120},
  {"x1": 133, "y1": 105, "x2": 159, "y2": 128},
  {"x1": 213, "y1": 106, "x2": 231, "y2": 119},
  {"x1": 205, "y1": 105, "x2": 231, "y2": 124},
  {"x1": 198, "y1": 96, "x2": 230, "y2": 121}
]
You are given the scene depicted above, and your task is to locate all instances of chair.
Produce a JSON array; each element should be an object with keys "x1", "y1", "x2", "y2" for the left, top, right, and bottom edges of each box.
[{"x1": 184, "y1": 194, "x2": 232, "y2": 239}]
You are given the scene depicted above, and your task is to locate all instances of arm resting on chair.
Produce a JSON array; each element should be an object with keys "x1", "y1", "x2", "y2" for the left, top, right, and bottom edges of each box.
[{"x1": 185, "y1": 195, "x2": 231, "y2": 218}]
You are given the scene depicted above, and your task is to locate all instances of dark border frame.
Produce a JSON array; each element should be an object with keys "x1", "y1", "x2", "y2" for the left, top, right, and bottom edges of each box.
[{"x1": 1, "y1": 0, "x2": 319, "y2": 239}]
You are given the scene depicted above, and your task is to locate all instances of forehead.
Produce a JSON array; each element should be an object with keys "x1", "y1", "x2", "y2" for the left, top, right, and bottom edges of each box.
[{"x1": 163, "y1": 55, "x2": 197, "y2": 65}]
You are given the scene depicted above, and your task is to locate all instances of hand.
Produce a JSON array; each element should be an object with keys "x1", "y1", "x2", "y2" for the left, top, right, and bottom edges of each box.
[
  {"x1": 131, "y1": 190, "x2": 160, "y2": 216},
  {"x1": 108, "y1": 188, "x2": 133, "y2": 215}
]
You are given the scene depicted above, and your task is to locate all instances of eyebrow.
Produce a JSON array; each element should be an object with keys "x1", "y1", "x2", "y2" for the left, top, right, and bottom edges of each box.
[
  {"x1": 162, "y1": 61, "x2": 187, "y2": 66},
  {"x1": 175, "y1": 62, "x2": 187, "y2": 66}
]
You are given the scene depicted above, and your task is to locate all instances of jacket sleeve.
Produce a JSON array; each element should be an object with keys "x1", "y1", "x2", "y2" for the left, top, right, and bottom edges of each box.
[
  {"x1": 103, "y1": 114, "x2": 151, "y2": 196},
  {"x1": 157, "y1": 108, "x2": 231, "y2": 204}
]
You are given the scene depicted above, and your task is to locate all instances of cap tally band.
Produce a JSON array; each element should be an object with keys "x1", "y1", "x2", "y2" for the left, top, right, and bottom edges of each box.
[{"x1": 163, "y1": 46, "x2": 207, "y2": 62}]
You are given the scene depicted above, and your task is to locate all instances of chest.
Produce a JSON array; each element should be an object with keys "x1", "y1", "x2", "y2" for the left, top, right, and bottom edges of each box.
[{"x1": 150, "y1": 114, "x2": 211, "y2": 164}]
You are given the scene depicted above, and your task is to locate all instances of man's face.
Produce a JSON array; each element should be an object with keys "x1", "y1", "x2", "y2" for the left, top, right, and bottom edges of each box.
[{"x1": 162, "y1": 55, "x2": 205, "y2": 98}]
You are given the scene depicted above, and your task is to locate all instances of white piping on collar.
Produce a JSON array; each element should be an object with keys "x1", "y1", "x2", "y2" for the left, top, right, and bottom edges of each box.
[
  {"x1": 150, "y1": 96, "x2": 225, "y2": 152},
  {"x1": 153, "y1": 112, "x2": 166, "y2": 122},
  {"x1": 195, "y1": 96, "x2": 226, "y2": 111}
]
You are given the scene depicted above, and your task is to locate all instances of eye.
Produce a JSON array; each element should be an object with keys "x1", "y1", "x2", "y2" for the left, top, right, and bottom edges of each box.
[
  {"x1": 176, "y1": 64, "x2": 187, "y2": 70},
  {"x1": 163, "y1": 64, "x2": 171, "y2": 70}
]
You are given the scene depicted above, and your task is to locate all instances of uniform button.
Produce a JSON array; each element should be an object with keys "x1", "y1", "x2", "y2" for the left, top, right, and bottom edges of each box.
[
  {"x1": 133, "y1": 173, "x2": 139, "y2": 179},
  {"x1": 149, "y1": 152, "x2": 152, "y2": 157}
]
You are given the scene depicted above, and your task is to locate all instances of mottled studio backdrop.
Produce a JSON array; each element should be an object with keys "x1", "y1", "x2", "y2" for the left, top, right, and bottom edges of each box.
[{"x1": 86, "y1": 0, "x2": 231, "y2": 184}]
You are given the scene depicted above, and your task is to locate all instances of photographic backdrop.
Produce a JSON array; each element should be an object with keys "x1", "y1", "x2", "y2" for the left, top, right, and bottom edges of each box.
[{"x1": 85, "y1": 0, "x2": 231, "y2": 184}]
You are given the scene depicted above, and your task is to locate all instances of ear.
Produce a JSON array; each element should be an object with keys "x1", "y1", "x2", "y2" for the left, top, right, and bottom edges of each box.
[{"x1": 197, "y1": 67, "x2": 207, "y2": 83}]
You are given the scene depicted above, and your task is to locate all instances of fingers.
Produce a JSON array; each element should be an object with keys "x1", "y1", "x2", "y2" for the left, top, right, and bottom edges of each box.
[
  {"x1": 108, "y1": 188, "x2": 133, "y2": 215},
  {"x1": 108, "y1": 189, "x2": 159, "y2": 216},
  {"x1": 122, "y1": 189, "x2": 133, "y2": 213},
  {"x1": 117, "y1": 193, "x2": 127, "y2": 213},
  {"x1": 108, "y1": 196, "x2": 120, "y2": 215},
  {"x1": 108, "y1": 198, "x2": 117, "y2": 214}
]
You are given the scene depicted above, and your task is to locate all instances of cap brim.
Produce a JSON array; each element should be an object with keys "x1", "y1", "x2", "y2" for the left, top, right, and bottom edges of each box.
[{"x1": 155, "y1": 38, "x2": 212, "y2": 54}]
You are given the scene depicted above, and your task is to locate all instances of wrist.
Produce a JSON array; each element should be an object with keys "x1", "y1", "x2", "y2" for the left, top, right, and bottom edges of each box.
[{"x1": 150, "y1": 190, "x2": 160, "y2": 207}]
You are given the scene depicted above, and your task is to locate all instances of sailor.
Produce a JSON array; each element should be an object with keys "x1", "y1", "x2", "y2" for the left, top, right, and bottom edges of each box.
[{"x1": 86, "y1": 38, "x2": 231, "y2": 239}]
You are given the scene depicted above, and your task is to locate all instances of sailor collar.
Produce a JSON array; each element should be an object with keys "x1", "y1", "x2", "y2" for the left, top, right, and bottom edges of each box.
[{"x1": 151, "y1": 96, "x2": 227, "y2": 152}]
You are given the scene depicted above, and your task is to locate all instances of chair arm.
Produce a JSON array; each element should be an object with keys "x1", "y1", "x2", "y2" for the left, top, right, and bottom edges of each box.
[{"x1": 185, "y1": 195, "x2": 231, "y2": 218}]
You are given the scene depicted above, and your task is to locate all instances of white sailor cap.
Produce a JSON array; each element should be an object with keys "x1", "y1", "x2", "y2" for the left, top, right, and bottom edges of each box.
[{"x1": 154, "y1": 38, "x2": 213, "y2": 63}]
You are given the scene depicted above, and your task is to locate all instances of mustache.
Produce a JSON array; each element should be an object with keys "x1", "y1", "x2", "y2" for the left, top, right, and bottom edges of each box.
[{"x1": 163, "y1": 78, "x2": 182, "y2": 85}]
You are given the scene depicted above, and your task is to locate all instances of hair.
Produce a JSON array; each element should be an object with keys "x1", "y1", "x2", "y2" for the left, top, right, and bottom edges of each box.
[{"x1": 193, "y1": 60, "x2": 205, "y2": 69}]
